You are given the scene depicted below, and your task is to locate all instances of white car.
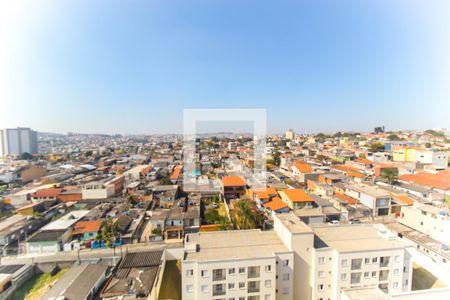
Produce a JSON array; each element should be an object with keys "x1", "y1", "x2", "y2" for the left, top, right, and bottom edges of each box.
[{"x1": 328, "y1": 220, "x2": 340, "y2": 225}]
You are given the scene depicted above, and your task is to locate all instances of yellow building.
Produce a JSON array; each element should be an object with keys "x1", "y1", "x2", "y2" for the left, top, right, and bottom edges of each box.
[
  {"x1": 393, "y1": 148, "x2": 406, "y2": 162},
  {"x1": 405, "y1": 148, "x2": 418, "y2": 162}
]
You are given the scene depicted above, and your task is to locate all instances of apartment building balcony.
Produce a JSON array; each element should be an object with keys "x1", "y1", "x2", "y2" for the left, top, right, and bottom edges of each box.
[
  {"x1": 212, "y1": 283, "x2": 226, "y2": 296},
  {"x1": 248, "y1": 281, "x2": 260, "y2": 293},
  {"x1": 379, "y1": 270, "x2": 389, "y2": 281},
  {"x1": 248, "y1": 266, "x2": 260, "y2": 279},
  {"x1": 213, "y1": 269, "x2": 226, "y2": 281},
  {"x1": 351, "y1": 258, "x2": 362, "y2": 270},
  {"x1": 380, "y1": 256, "x2": 390, "y2": 268}
]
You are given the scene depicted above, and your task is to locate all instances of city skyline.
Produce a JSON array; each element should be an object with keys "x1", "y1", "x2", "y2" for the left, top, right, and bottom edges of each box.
[{"x1": 1, "y1": 0, "x2": 450, "y2": 134}]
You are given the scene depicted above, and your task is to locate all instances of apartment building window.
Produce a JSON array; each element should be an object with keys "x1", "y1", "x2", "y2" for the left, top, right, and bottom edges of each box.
[
  {"x1": 393, "y1": 282, "x2": 399, "y2": 289},
  {"x1": 265, "y1": 295, "x2": 271, "y2": 300},
  {"x1": 186, "y1": 269, "x2": 193, "y2": 277},
  {"x1": 201, "y1": 284, "x2": 209, "y2": 293},
  {"x1": 248, "y1": 280, "x2": 260, "y2": 293},
  {"x1": 239, "y1": 298, "x2": 245, "y2": 300},
  {"x1": 395, "y1": 255, "x2": 400, "y2": 263},
  {"x1": 394, "y1": 269, "x2": 399, "y2": 276},
  {"x1": 364, "y1": 272, "x2": 370, "y2": 278},
  {"x1": 364, "y1": 258, "x2": 370, "y2": 264},
  {"x1": 282, "y1": 287, "x2": 289, "y2": 294},
  {"x1": 248, "y1": 296, "x2": 260, "y2": 300},
  {"x1": 351, "y1": 258, "x2": 362, "y2": 270},
  {"x1": 213, "y1": 269, "x2": 226, "y2": 281},
  {"x1": 379, "y1": 270, "x2": 390, "y2": 281},
  {"x1": 265, "y1": 265, "x2": 272, "y2": 272},
  {"x1": 228, "y1": 283, "x2": 235, "y2": 289},
  {"x1": 229, "y1": 298, "x2": 235, "y2": 300},
  {"x1": 201, "y1": 270, "x2": 209, "y2": 278},
  {"x1": 318, "y1": 257, "x2": 325, "y2": 264},
  {"x1": 318, "y1": 284, "x2": 324, "y2": 291},
  {"x1": 186, "y1": 284, "x2": 193, "y2": 293},
  {"x1": 318, "y1": 271, "x2": 325, "y2": 278},
  {"x1": 283, "y1": 273, "x2": 290, "y2": 281},
  {"x1": 265, "y1": 279, "x2": 272, "y2": 288},
  {"x1": 341, "y1": 273, "x2": 347, "y2": 281},
  {"x1": 380, "y1": 256, "x2": 390, "y2": 268},
  {"x1": 239, "y1": 282, "x2": 246, "y2": 289},
  {"x1": 351, "y1": 272, "x2": 362, "y2": 284},
  {"x1": 372, "y1": 271, "x2": 377, "y2": 277},
  {"x1": 239, "y1": 267, "x2": 246, "y2": 274},
  {"x1": 248, "y1": 266, "x2": 260, "y2": 278},
  {"x1": 283, "y1": 259, "x2": 289, "y2": 266},
  {"x1": 341, "y1": 259, "x2": 348, "y2": 267},
  {"x1": 212, "y1": 283, "x2": 226, "y2": 296},
  {"x1": 372, "y1": 257, "x2": 378, "y2": 264}
]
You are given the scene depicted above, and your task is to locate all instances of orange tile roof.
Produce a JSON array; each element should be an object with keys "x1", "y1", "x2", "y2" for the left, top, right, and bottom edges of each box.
[
  {"x1": 222, "y1": 176, "x2": 246, "y2": 187},
  {"x1": 251, "y1": 187, "x2": 277, "y2": 200},
  {"x1": 32, "y1": 188, "x2": 62, "y2": 198},
  {"x1": 400, "y1": 170, "x2": 450, "y2": 190},
  {"x1": 292, "y1": 160, "x2": 313, "y2": 173},
  {"x1": 347, "y1": 171, "x2": 366, "y2": 178},
  {"x1": 393, "y1": 195, "x2": 414, "y2": 206},
  {"x1": 335, "y1": 192, "x2": 359, "y2": 204},
  {"x1": 282, "y1": 189, "x2": 313, "y2": 202},
  {"x1": 356, "y1": 158, "x2": 373, "y2": 165},
  {"x1": 170, "y1": 165, "x2": 182, "y2": 181},
  {"x1": 73, "y1": 220, "x2": 102, "y2": 235},
  {"x1": 263, "y1": 197, "x2": 288, "y2": 211}
]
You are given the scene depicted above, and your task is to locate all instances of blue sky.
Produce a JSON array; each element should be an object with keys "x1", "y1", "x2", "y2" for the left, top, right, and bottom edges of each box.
[{"x1": 1, "y1": 0, "x2": 449, "y2": 134}]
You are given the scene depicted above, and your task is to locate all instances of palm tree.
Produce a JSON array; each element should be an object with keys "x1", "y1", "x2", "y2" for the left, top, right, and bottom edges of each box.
[
  {"x1": 236, "y1": 200, "x2": 262, "y2": 229},
  {"x1": 381, "y1": 169, "x2": 399, "y2": 185},
  {"x1": 218, "y1": 216, "x2": 231, "y2": 231}
]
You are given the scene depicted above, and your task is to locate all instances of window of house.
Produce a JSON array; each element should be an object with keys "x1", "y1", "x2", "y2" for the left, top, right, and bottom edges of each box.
[
  {"x1": 395, "y1": 255, "x2": 400, "y2": 262},
  {"x1": 341, "y1": 273, "x2": 347, "y2": 281},
  {"x1": 229, "y1": 268, "x2": 235, "y2": 275},
  {"x1": 364, "y1": 258, "x2": 370, "y2": 264},
  {"x1": 265, "y1": 295, "x2": 271, "y2": 300},
  {"x1": 265, "y1": 265, "x2": 272, "y2": 272},
  {"x1": 372, "y1": 271, "x2": 377, "y2": 277},
  {"x1": 265, "y1": 280, "x2": 271, "y2": 288},
  {"x1": 228, "y1": 283, "x2": 235, "y2": 289},
  {"x1": 393, "y1": 282, "x2": 399, "y2": 289},
  {"x1": 239, "y1": 282, "x2": 245, "y2": 289},
  {"x1": 186, "y1": 284, "x2": 193, "y2": 292},
  {"x1": 201, "y1": 270, "x2": 209, "y2": 277},
  {"x1": 318, "y1": 271, "x2": 325, "y2": 278},
  {"x1": 364, "y1": 272, "x2": 370, "y2": 278},
  {"x1": 341, "y1": 259, "x2": 348, "y2": 267},
  {"x1": 283, "y1": 273, "x2": 290, "y2": 281},
  {"x1": 282, "y1": 287, "x2": 289, "y2": 294},
  {"x1": 372, "y1": 257, "x2": 378, "y2": 264},
  {"x1": 394, "y1": 269, "x2": 399, "y2": 276},
  {"x1": 239, "y1": 267, "x2": 245, "y2": 274},
  {"x1": 318, "y1": 257, "x2": 325, "y2": 264},
  {"x1": 283, "y1": 259, "x2": 289, "y2": 266},
  {"x1": 186, "y1": 269, "x2": 193, "y2": 277},
  {"x1": 318, "y1": 284, "x2": 324, "y2": 291}
]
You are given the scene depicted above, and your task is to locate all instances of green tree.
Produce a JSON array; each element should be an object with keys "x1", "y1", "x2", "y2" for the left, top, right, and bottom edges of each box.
[
  {"x1": 369, "y1": 142, "x2": 385, "y2": 152},
  {"x1": 235, "y1": 199, "x2": 263, "y2": 229},
  {"x1": 387, "y1": 134, "x2": 400, "y2": 141},
  {"x1": 20, "y1": 152, "x2": 33, "y2": 160},
  {"x1": 381, "y1": 168, "x2": 399, "y2": 185},
  {"x1": 218, "y1": 216, "x2": 231, "y2": 231},
  {"x1": 84, "y1": 150, "x2": 93, "y2": 157},
  {"x1": 204, "y1": 209, "x2": 221, "y2": 224}
]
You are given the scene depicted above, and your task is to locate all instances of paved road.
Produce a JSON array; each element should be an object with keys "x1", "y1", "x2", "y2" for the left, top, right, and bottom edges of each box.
[{"x1": 0, "y1": 241, "x2": 183, "y2": 265}]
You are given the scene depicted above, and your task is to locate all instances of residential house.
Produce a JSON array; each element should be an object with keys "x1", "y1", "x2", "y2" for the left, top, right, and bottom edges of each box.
[
  {"x1": 279, "y1": 189, "x2": 313, "y2": 210},
  {"x1": 222, "y1": 176, "x2": 247, "y2": 199}
]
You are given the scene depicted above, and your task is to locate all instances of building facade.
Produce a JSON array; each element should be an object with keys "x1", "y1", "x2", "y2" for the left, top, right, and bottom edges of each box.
[{"x1": 0, "y1": 128, "x2": 38, "y2": 157}]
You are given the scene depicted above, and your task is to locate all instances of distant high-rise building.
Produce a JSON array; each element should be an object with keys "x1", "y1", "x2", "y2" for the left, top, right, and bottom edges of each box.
[
  {"x1": 285, "y1": 129, "x2": 295, "y2": 140},
  {"x1": 374, "y1": 126, "x2": 385, "y2": 134},
  {"x1": 0, "y1": 127, "x2": 38, "y2": 157}
]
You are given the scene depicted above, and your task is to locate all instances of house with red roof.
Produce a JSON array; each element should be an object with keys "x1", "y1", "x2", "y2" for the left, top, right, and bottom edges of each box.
[
  {"x1": 279, "y1": 188, "x2": 313, "y2": 209},
  {"x1": 263, "y1": 197, "x2": 289, "y2": 213},
  {"x1": 222, "y1": 176, "x2": 247, "y2": 198}
]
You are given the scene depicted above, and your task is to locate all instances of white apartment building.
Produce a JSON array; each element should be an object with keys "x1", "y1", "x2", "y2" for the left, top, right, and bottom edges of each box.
[
  {"x1": 415, "y1": 150, "x2": 448, "y2": 170},
  {"x1": 0, "y1": 127, "x2": 38, "y2": 157},
  {"x1": 345, "y1": 184, "x2": 392, "y2": 217},
  {"x1": 273, "y1": 213, "x2": 413, "y2": 300},
  {"x1": 399, "y1": 205, "x2": 450, "y2": 245},
  {"x1": 182, "y1": 230, "x2": 294, "y2": 300}
]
